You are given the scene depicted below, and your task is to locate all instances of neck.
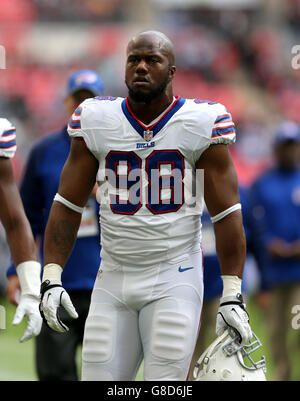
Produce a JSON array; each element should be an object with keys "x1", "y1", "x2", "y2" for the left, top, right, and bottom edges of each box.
[{"x1": 127, "y1": 91, "x2": 174, "y2": 125}]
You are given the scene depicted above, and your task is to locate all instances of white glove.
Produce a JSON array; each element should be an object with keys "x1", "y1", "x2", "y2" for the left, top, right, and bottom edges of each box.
[
  {"x1": 39, "y1": 279, "x2": 78, "y2": 332},
  {"x1": 13, "y1": 294, "x2": 42, "y2": 342},
  {"x1": 14, "y1": 261, "x2": 43, "y2": 342},
  {"x1": 216, "y1": 293, "x2": 252, "y2": 345}
]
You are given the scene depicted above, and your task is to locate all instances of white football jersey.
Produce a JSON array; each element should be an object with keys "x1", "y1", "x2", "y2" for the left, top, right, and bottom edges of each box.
[
  {"x1": 68, "y1": 96, "x2": 236, "y2": 266},
  {"x1": 0, "y1": 118, "x2": 17, "y2": 158}
]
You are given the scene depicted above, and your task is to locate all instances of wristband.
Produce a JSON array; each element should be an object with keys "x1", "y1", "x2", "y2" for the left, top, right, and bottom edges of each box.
[
  {"x1": 16, "y1": 261, "x2": 41, "y2": 298},
  {"x1": 42, "y1": 263, "x2": 63, "y2": 283},
  {"x1": 221, "y1": 275, "x2": 242, "y2": 298}
]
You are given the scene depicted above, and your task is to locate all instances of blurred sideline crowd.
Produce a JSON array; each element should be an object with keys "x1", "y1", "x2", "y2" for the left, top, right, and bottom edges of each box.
[
  {"x1": 0, "y1": 0, "x2": 299, "y2": 381},
  {"x1": 0, "y1": 0, "x2": 299, "y2": 178}
]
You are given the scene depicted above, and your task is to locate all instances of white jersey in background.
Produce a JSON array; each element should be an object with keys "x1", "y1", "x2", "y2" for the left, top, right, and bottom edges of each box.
[
  {"x1": 0, "y1": 118, "x2": 17, "y2": 158},
  {"x1": 68, "y1": 96, "x2": 236, "y2": 267}
]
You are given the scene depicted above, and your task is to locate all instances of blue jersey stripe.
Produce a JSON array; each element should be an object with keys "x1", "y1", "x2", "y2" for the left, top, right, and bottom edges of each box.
[
  {"x1": 212, "y1": 126, "x2": 235, "y2": 138},
  {"x1": 0, "y1": 139, "x2": 16, "y2": 148},
  {"x1": 68, "y1": 118, "x2": 81, "y2": 129},
  {"x1": 2, "y1": 128, "x2": 16, "y2": 137},
  {"x1": 214, "y1": 115, "x2": 232, "y2": 124}
]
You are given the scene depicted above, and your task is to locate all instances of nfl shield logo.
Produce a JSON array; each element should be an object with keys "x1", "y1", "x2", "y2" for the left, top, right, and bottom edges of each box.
[{"x1": 143, "y1": 130, "x2": 153, "y2": 142}]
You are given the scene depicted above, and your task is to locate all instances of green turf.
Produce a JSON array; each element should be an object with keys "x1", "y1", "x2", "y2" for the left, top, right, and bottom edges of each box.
[
  {"x1": 0, "y1": 295, "x2": 299, "y2": 381},
  {"x1": 246, "y1": 297, "x2": 300, "y2": 381},
  {"x1": 0, "y1": 297, "x2": 143, "y2": 381},
  {"x1": 0, "y1": 297, "x2": 37, "y2": 380}
]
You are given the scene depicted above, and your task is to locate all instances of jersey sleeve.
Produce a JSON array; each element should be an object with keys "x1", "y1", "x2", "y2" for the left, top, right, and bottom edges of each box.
[
  {"x1": 210, "y1": 103, "x2": 236, "y2": 145},
  {"x1": 67, "y1": 99, "x2": 94, "y2": 151},
  {"x1": 191, "y1": 100, "x2": 236, "y2": 164},
  {"x1": 0, "y1": 118, "x2": 17, "y2": 158}
]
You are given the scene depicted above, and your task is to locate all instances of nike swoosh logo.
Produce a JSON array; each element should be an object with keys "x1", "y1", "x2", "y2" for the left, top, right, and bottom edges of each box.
[{"x1": 178, "y1": 266, "x2": 194, "y2": 273}]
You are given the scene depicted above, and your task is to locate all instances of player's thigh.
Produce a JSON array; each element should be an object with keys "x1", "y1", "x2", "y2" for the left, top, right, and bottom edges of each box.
[
  {"x1": 81, "y1": 277, "x2": 143, "y2": 381},
  {"x1": 140, "y1": 251, "x2": 203, "y2": 380}
]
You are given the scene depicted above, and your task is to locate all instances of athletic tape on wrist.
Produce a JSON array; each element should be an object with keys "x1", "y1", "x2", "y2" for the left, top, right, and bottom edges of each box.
[
  {"x1": 42, "y1": 263, "x2": 63, "y2": 283},
  {"x1": 221, "y1": 275, "x2": 242, "y2": 298},
  {"x1": 211, "y1": 203, "x2": 241, "y2": 224},
  {"x1": 16, "y1": 261, "x2": 41, "y2": 298},
  {"x1": 54, "y1": 193, "x2": 84, "y2": 214}
]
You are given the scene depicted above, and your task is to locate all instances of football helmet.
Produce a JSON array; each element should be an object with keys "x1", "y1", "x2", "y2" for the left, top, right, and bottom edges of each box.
[{"x1": 193, "y1": 328, "x2": 267, "y2": 381}]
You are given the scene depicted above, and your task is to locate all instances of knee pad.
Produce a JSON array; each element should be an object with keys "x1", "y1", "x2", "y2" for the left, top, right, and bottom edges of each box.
[
  {"x1": 82, "y1": 306, "x2": 116, "y2": 364},
  {"x1": 81, "y1": 362, "x2": 114, "y2": 381},
  {"x1": 150, "y1": 309, "x2": 192, "y2": 362}
]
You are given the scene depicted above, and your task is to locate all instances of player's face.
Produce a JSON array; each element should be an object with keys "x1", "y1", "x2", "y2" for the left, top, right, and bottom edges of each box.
[{"x1": 125, "y1": 43, "x2": 174, "y2": 103}]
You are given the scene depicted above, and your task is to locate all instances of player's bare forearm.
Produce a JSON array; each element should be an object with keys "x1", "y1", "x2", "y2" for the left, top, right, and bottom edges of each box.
[
  {"x1": 5, "y1": 219, "x2": 37, "y2": 265},
  {"x1": 197, "y1": 144, "x2": 246, "y2": 278},
  {"x1": 0, "y1": 157, "x2": 37, "y2": 265},
  {"x1": 213, "y1": 210, "x2": 246, "y2": 278},
  {"x1": 43, "y1": 202, "x2": 81, "y2": 267}
]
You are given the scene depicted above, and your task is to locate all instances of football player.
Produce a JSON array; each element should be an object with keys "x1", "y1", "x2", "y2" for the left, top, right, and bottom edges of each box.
[
  {"x1": 39, "y1": 31, "x2": 252, "y2": 380},
  {"x1": 0, "y1": 118, "x2": 42, "y2": 342}
]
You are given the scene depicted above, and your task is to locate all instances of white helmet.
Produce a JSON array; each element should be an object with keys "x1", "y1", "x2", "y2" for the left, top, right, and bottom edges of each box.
[{"x1": 193, "y1": 329, "x2": 267, "y2": 381}]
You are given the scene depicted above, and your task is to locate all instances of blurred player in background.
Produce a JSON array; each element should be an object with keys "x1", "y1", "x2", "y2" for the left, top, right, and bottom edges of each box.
[
  {"x1": 6, "y1": 70, "x2": 103, "y2": 381},
  {"x1": 38, "y1": 30, "x2": 252, "y2": 381},
  {"x1": 0, "y1": 118, "x2": 42, "y2": 342},
  {"x1": 249, "y1": 121, "x2": 300, "y2": 381}
]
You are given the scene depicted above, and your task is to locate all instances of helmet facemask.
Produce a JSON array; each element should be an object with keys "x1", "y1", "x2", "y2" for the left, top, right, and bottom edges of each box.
[{"x1": 194, "y1": 328, "x2": 267, "y2": 381}]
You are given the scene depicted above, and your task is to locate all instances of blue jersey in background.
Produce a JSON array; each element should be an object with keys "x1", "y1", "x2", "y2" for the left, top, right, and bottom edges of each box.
[{"x1": 249, "y1": 167, "x2": 300, "y2": 286}]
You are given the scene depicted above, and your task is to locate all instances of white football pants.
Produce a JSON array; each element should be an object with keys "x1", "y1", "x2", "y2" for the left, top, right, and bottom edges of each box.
[{"x1": 81, "y1": 248, "x2": 203, "y2": 381}]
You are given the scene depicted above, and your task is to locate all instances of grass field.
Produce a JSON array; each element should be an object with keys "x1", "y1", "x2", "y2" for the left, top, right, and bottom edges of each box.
[{"x1": 0, "y1": 295, "x2": 299, "y2": 381}]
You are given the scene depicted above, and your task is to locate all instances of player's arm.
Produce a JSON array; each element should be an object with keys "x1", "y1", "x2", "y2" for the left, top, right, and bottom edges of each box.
[
  {"x1": 0, "y1": 157, "x2": 42, "y2": 342},
  {"x1": 40, "y1": 138, "x2": 99, "y2": 332},
  {"x1": 6, "y1": 147, "x2": 45, "y2": 306},
  {"x1": 0, "y1": 157, "x2": 37, "y2": 265},
  {"x1": 196, "y1": 144, "x2": 251, "y2": 344},
  {"x1": 196, "y1": 144, "x2": 246, "y2": 277}
]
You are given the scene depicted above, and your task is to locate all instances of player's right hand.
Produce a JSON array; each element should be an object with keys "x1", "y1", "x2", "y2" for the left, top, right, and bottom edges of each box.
[{"x1": 39, "y1": 279, "x2": 78, "y2": 332}]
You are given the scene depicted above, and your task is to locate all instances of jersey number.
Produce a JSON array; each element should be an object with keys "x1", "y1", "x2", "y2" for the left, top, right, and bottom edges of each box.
[{"x1": 105, "y1": 150, "x2": 184, "y2": 215}]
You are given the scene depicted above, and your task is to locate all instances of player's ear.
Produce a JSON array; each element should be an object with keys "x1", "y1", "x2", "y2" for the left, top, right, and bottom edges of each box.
[{"x1": 168, "y1": 65, "x2": 176, "y2": 81}]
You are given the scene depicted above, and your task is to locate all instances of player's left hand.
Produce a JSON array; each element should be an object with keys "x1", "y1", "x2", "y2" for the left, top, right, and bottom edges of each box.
[
  {"x1": 216, "y1": 293, "x2": 252, "y2": 345},
  {"x1": 39, "y1": 279, "x2": 78, "y2": 332},
  {"x1": 12, "y1": 294, "x2": 43, "y2": 342}
]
